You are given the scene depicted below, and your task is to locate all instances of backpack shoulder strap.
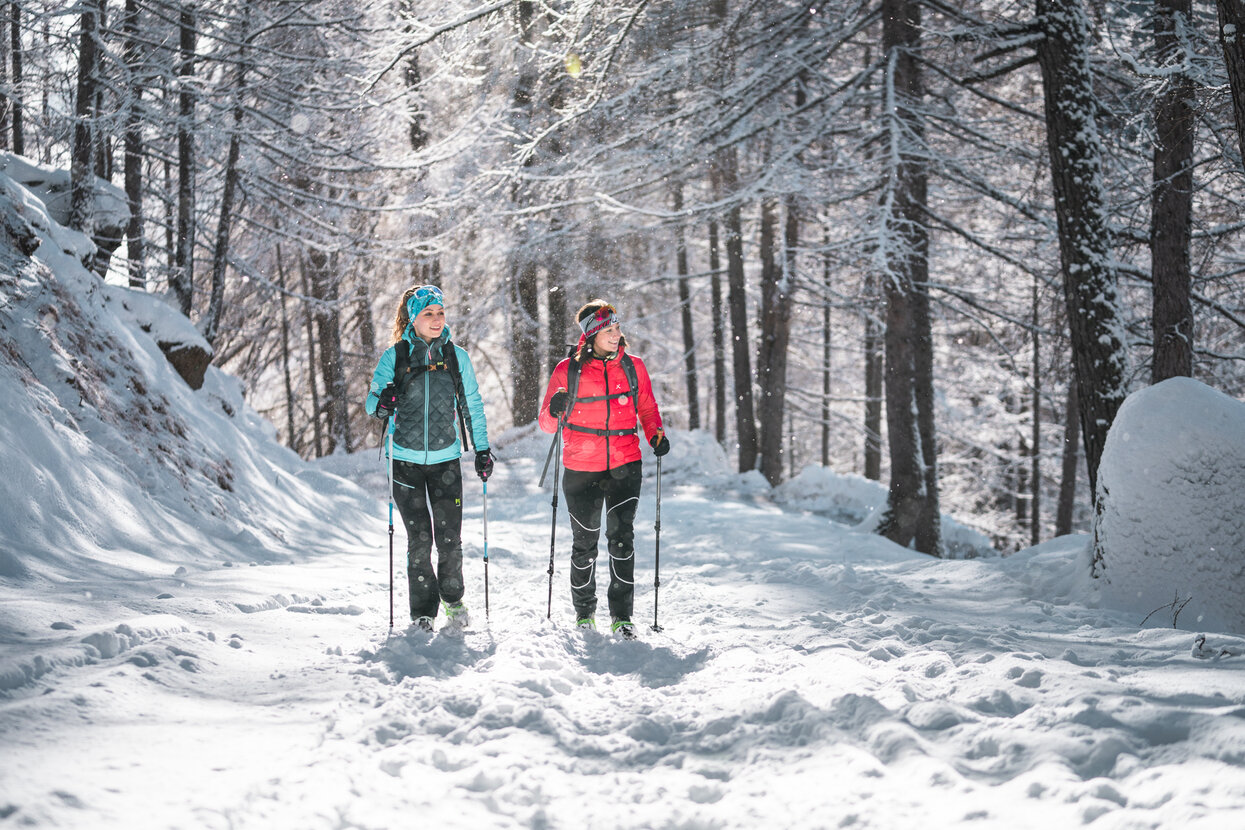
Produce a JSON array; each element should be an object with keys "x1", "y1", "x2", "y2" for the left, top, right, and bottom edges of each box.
[
  {"x1": 566, "y1": 355, "x2": 583, "y2": 412},
  {"x1": 621, "y1": 353, "x2": 639, "y2": 417},
  {"x1": 443, "y1": 340, "x2": 475, "y2": 453},
  {"x1": 393, "y1": 339, "x2": 413, "y2": 392}
]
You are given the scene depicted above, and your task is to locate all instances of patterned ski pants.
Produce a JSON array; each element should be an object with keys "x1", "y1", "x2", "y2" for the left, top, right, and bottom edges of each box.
[
  {"x1": 392, "y1": 458, "x2": 464, "y2": 620},
  {"x1": 562, "y1": 461, "x2": 642, "y2": 621}
]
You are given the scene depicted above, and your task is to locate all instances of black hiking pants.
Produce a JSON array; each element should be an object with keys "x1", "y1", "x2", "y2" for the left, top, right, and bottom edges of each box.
[
  {"x1": 392, "y1": 458, "x2": 464, "y2": 620},
  {"x1": 562, "y1": 461, "x2": 642, "y2": 622}
]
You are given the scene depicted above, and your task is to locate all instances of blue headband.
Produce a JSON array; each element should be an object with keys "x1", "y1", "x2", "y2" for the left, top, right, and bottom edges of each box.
[{"x1": 406, "y1": 285, "x2": 445, "y2": 323}]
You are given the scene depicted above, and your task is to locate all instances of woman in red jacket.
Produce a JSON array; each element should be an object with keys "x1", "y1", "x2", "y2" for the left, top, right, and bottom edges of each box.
[{"x1": 539, "y1": 300, "x2": 669, "y2": 639}]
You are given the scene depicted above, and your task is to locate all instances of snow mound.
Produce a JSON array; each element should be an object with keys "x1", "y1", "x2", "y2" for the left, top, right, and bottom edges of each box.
[
  {"x1": 1096, "y1": 377, "x2": 1245, "y2": 634},
  {"x1": 0, "y1": 162, "x2": 376, "y2": 603},
  {"x1": 775, "y1": 466, "x2": 996, "y2": 558}
]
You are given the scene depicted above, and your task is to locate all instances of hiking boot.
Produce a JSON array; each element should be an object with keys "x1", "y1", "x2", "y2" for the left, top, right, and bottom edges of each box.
[
  {"x1": 442, "y1": 601, "x2": 470, "y2": 628},
  {"x1": 575, "y1": 617, "x2": 596, "y2": 630},
  {"x1": 611, "y1": 618, "x2": 637, "y2": 640},
  {"x1": 412, "y1": 616, "x2": 434, "y2": 633}
]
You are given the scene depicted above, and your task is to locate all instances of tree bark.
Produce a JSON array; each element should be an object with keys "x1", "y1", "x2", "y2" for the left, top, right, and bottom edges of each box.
[
  {"x1": 1031, "y1": 275, "x2": 1042, "y2": 547},
  {"x1": 1151, "y1": 0, "x2": 1194, "y2": 382},
  {"x1": 822, "y1": 231, "x2": 832, "y2": 468},
  {"x1": 69, "y1": 0, "x2": 101, "y2": 234},
  {"x1": 300, "y1": 256, "x2": 324, "y2": 458},
  {"x1": 1055, "y1": 375, "x2": 1079, "y2": 535},
  {"x1": 717, "y1": 149, "x2": 758, "y2": 472},
  {"x1": 308, "y1": 247, "x2": 351, "y2": 455},
  {"x1": 511, "y1": 260, "x2": 541, "y2": 423},
  {"x1": 1, "y1": 5, "x2": 9, "y2": 152},
  {"x1": 1216, "y1": 0, "x2": 1245, "y2": 170},
  {"x1": 507, "y1": 0, "x2": 542, "y2": 425},
  {"x1": 673, "y1": 183, "x2": 700, "y2": 430},
  {"x1": 122, "y1": 0, "x2": 144, "y2": 289},
  {"x1": 758, "y1": 198, "x2": 794, "y2": 486},
  {"x1": 863, "y1": 271, "x2": 883, "y2": 480},
  {"x1": 10, "y1": 2, "x2": 23, "y2": 156},
  {"x1": 876, "y1": 0, "x2": 940, "y2": 555},
  {"x1": 275, "y1": 244, "x2": 298, "y2": 451},
  {"x1": 204, "y1": 2, "x2": 252, "y2": 347},
  {"x1": 1035, "y1": 0, "x2": 1128, "y2": 511},
  {"x1": 173, "y1": 4, "x2": 196, "y2": 317},
  {"x1": 709, "y1": 218, "x2": 727, "y2": 447}
]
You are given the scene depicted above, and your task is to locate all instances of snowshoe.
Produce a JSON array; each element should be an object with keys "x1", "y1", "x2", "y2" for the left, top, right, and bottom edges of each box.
[
  {"x1": 611, "y1": 618, "x2": 637, "y2": 640},
  {"x1": 442, "y1": 601, "x2": 471, "y2": 629},
  {"x1": 412, "y1": 616, "x2": 435, "y2": 633},
  {"x1": 576, "y1": 617, "x2": 596, "y2": 631}
]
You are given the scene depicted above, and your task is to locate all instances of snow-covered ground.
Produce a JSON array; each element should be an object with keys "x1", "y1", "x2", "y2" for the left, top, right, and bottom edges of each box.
[
  {"x1": 3, "y1": 163, "x2": 1245, "y2": 829},
  {"x1": 5, "y1": 426, "x2": 1245, "y2": 828}
]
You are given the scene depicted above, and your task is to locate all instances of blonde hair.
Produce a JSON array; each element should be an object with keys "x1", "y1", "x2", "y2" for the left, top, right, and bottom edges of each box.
[
  {"x1": 391, "y1": 286, "x2": 419, "y2": 345},
  {"x1": 574, "y1": 299, "x2": 627, "y2": 362}
]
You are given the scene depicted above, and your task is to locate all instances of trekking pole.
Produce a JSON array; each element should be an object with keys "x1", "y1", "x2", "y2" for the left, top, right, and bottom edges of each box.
[
  {"x1": 386, "y1": 416, "x2": 396, "y2": 630},
  {"x1": 545, "y1": 416, "x2": 565, "y2": 619},
  {"x1": 651, "y1": 455, "x2": 663, "y2": 632},
  {"x1": 482, "y1": 480, "x2": 490, "y2": 620}
]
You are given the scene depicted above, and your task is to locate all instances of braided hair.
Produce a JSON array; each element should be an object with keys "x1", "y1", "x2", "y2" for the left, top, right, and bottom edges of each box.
[{"x1": 391, "y1": 286, "x2": 419, "y2": 345}]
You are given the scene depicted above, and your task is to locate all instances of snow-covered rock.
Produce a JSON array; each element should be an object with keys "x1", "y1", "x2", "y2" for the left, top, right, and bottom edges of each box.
[
  {"x1": 1096, "y1": 377, "x2": 1245, "y2": 634},
  {"x1": 0, "y1": 152, "x2": 129, "y2": 271}
]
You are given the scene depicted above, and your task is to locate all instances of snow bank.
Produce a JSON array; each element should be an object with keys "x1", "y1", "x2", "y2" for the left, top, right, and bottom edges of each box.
[
  {"x1": 1096, "y1": 377, "x2": 1245, "y2": 634},
  {"x1": 775, "y1": 466, "x2": 996, "y2": 558},
  {"x1": 0, "y1": 162, "x2": 375, "y2": 605}
]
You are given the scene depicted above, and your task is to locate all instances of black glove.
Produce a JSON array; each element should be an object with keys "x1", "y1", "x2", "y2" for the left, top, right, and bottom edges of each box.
[
  {"x1": 549, "y1": 390, "x2": 569, "y2": 417},
  {"x1": 650, "y1": 429, "x2": 670, "y2": 457},
  {"x1": 474, "y1": 449, "x2": 494, "y2": 481},
  {"x1": 373, "y1": 383, "x2": 398, "y2": 420}
]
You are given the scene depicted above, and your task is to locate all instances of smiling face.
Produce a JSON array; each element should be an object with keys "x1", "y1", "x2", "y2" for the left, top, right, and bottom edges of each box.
[
  {"x1": 411, "y1": 304, "x2": 445, "y2": 342},
  {"x1": 592, "y1": 322, "x2": 622, "y2": 356}
]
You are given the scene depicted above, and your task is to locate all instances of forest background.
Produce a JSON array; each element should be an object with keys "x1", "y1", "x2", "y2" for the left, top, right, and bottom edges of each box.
[{"x1": 7, "y1": 0, "x2": 1245, "y2": 555}]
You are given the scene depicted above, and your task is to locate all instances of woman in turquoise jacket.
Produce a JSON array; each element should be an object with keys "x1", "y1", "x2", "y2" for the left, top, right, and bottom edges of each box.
[{"x1": 366, "y1": 285, "x2": 491, "y2": 632}]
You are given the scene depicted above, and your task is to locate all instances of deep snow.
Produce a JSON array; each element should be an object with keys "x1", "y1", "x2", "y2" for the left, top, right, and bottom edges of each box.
[{"x1": 3, "y1": 164, "x2": 1245, "y2": 830}]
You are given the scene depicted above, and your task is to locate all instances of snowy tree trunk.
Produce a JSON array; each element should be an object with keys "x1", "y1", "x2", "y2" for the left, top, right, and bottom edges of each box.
[
  {"x1": 1031, "y1": 275, "x2": 1042, "y2": 546},
  {"x1": 1, "y1": 6, "x2": 8, "y2": 151},
  {"x1": 822, "y1": 231, "x2": 832, "y2": 468},
  {"x1": 308, "y1": 247, "x2": 351, "y2": 455},
  {"x1": 122, "y1": 0, "x2": 144, "y2": 289},
  {"x1": 1151, "y1": 0, "x2": 1194, "y2": 383},
  {"x1": 709, "y1": 218, "x2": 727, "y2": 447},
  {"x1": 673, "y1": 183, "x2": 700, "y2": 431},
  {"x1": 173, "y1": 5, "x2": 196, "y2": 317},
  {"x1": 758, "y1": 198, "x2": 794, "y2": 487},
  {"x1": 1216, "y1": 0, "x2": 1245, "y2": 170},
  {"x1": 276, "y1": 246, "x2": 297, "y2": 451},
  {"x1": 1056, "y1": 375, "x2": 1079, "y2": 535},
  {"x1": 204, "y1": 3, "x2": 251, "y2": 348},
  {"x1": 300, "y1": 257, "x2": 323, "y2": 458},
  {"x1": 863, "y1": 271, "x2": 883, "y2": 481},
  {"x1": 511, "y1": 260, "x2": 541, "y2": 424},
  {"x1": 717, "y1": 147, "x2": 758, "y2": 472},
  {"x1": 876, "y1": 0, "x2": 940, "y2": 556},
  {"x1": 400, "y1": 0, "x2": 428, "y2": 154},
  {"x1": 507, "y1": 1, "x2": 541, "y2": 426},
  {"x1": 10, "y1": 2, "x2": 23, "y2": 157},
  {"x1": 69, "y1": 0, "x2": 101, "y2": 234},
  {"x1": 1035, "y1": 0, "x2": 1128, "y2": 509}
]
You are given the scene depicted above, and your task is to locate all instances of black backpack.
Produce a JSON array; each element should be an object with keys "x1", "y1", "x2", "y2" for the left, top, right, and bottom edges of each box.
[{"x1": 392, "y1": 338, "x2": 475, "y2": 452}]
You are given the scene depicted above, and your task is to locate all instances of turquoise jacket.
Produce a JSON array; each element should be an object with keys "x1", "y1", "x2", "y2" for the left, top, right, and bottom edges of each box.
[{"x1": 365, "y1": 324, "x2": 489, "y2": 465}]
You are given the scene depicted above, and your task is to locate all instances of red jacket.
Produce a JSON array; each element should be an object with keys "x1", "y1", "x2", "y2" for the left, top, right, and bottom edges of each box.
[{"x1": 539, "y1": 347, "x2": 663, "y2": 472}]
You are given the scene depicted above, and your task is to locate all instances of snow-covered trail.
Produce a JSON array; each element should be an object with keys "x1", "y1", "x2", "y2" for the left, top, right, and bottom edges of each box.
[{"x1": 3, "y1": 449, "x2": 1245, "y2": 830}]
